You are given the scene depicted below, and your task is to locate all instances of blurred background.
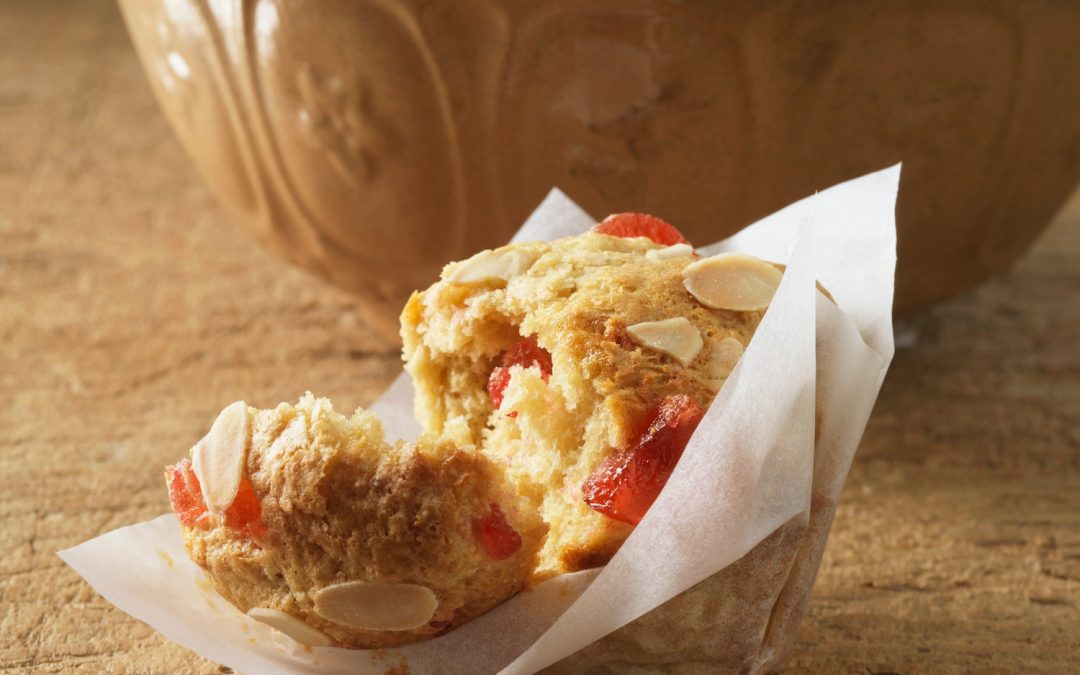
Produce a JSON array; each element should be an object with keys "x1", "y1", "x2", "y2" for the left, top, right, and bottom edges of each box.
[{"x1": 1, "y1": 1, "x2": 1078, "y2": 672}]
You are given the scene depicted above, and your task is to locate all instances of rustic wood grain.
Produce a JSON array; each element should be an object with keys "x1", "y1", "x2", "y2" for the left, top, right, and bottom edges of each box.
[{"x1": 1, "y1": 1, "x2": 1077, "y2": 673}]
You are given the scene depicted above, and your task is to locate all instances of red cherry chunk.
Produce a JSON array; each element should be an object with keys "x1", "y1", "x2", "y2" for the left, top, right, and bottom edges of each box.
[
  {"x1": 582, "y1": 394, "x2": 704, "y2": 525},
  {"x1": 223, "y1": 477, "x2": 266, "y2": 543},
  {"x1": 486, "y1": 366, "x2": 513, "y2": 409},
  {"x1": 593, "y1": 213, "x2": 690, "y2": 247},
  {"x1": 165, "y1": 457, "x2": 265, "y2": 542},
  {"x1": 472, "y1": 503, "x2": 523, "y2": 560},
  {"x1": 166, "y1": 458, "x2": 210, "y2": 529},
  {"x1": 487, "y1": 336, "x2": 552, "y2": 409}
]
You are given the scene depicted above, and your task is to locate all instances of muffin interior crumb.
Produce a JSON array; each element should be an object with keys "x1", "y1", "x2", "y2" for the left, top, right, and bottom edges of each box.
[{"x1": 402, "y1": 234, "x2": 764, "y2": 573}]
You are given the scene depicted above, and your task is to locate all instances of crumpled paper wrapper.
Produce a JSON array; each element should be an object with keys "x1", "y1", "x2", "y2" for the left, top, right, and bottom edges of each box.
[{"x1": 59, "y1": 165, "x2": 899, "y2": 674}]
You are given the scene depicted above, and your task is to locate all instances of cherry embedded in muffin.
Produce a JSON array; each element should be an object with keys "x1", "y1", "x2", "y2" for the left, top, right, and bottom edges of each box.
[
  {"x1": 166, "y1": 457, "x2": 265, "y2": 543},
  {"x1": 472, "y1": 503, "x2": 523, "y2": 560},
  {"x1": 487, "y1": 335, "x2": 552, "y2": 410},
  {"x1": 486, "y1": 367, "x2": 513, "y2": 409},
  {"x1": 594, "y1": 213, "x2": 689, "y2": 247},
  {"x1": 581, "y1": 395, "x2": 705, "y2": 525},
  {"x1": 223, "y1": 477, "x2": 266, "y2": 543},
  {"x1": 166, "y1": 458, "x2": 210, "y2": 529}
]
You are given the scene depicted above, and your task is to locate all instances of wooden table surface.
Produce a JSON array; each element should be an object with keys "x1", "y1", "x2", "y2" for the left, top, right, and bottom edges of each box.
[{"x1": 2, "y1": 2, "x2": 1078, "y2": 673}]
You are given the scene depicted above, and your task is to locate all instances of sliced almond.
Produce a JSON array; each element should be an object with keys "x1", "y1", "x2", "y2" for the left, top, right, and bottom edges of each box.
[
  {"x1": 191, "y1": 400, "x2": 251, "y2": 514},
  {"x1": 683, "y1": 253, "x2": 783, "y2": 311},
  {"x1": 313, "y1": 581, "x2": 438, "y2": 631},
  {"x1": 626, "y1": 317, "x2": 703, "y2": 367},
  {"x1": 706, "y1": 336, "x2": 745, "y2": 383},
  {"x1": 644, "y1": 243, "x2": 694, "y2": 261},
  {"x1": 247, "y1": 607, "x2": 333, "y2": 647},
  {"x1": 444, "y1": 247, "x2": 536, "y2": 285}
]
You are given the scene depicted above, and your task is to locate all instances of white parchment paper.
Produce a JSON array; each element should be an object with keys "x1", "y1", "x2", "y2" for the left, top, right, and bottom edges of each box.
[{"x1": 60, "y1": 165, "x2": 899, "y2": 674}]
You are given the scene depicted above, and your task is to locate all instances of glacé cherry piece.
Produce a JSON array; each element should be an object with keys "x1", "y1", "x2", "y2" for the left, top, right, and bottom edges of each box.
[
  {"x1": 487, "y1": 366, "x2": 514, "y2": 409},
  {"x1": 166, "y1": 458, "x2": 210, "y2": 529},
  {"x1": 487, "y1": 335, "x2": 552, "y2": 409},
  {"x1": 593, "y1": 213, "x2": 690, "y2": 247},
  {"x1": 472, "y1": 503, "x2": 523, "y2": 560},
  {"x1": 582, "y1": 394, "x2": 704, "y2": 525},
  {"x1": 223, "y1": 477, "x2": 266, "y2": 543},
  {"x1": 166, "y1": 457, "x2": 265, "y2": 542}
]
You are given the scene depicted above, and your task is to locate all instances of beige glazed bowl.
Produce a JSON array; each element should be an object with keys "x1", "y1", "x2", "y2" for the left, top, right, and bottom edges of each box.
[{"x1": 119, "y1": 0, "x2": 1080, "y2": 337}]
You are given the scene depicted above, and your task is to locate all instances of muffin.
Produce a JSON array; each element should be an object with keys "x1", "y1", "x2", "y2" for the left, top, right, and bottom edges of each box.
[
  {"x1": 166, "y1": 214, "x2": 786, "y2": 647},
  {"x1": 402, "y1": 214, "x2": 776, "y2": 574},
  {"x1": 166, "y1": 395, "x2": 546, "y2": 648}
]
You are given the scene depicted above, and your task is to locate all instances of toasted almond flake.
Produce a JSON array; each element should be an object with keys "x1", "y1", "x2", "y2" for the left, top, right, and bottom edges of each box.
[
  {"x1": 645, "y1": 243, "x2": 695, "y2": 261},
  {"x1": 443, "y1": 247, "x2": 536, "y2": 284},
  {"x1": 247, "y1": 608, "x2": 333, "y2": 647},
  {"x1": 683, "y1": 253, "x2": 783, "y2": 311},
  {"x1": 706, "y1": 337, "x2": 746, "y2": 384},
  {"x1": 191, "y1": 401, "x2": 251, "y2": 514},
  {"x1": 626, "y1": 318, "x2": 704, "y2": 367},
  {"x1": 313, "y1": 581, "x2": 438, "y2": 631}
]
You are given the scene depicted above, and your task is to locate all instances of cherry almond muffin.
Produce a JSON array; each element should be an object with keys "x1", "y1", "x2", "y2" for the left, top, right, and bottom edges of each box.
[{"x1": 166, "y1": 214, "x2": 785, "y2": 648}]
